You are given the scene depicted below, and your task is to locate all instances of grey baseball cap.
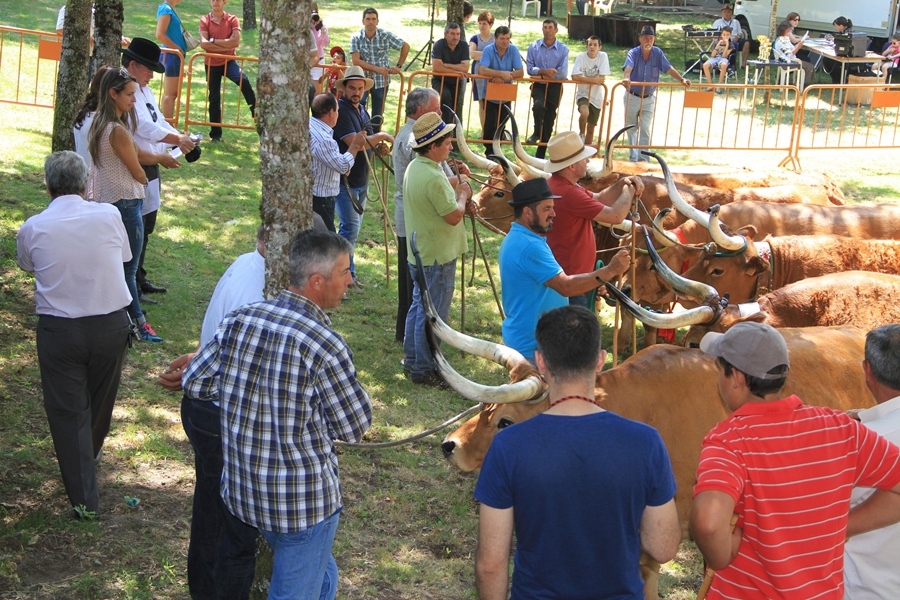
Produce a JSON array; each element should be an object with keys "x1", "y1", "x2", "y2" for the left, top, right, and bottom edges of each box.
[{"x1": 700, "y1": 322, "x2": 790, "y2": 380}]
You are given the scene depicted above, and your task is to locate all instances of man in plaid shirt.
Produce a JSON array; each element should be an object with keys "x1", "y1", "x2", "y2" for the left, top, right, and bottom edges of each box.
[
  {"x1": 183, "y1": 230, "x2": 372, "y2": 600},
  {"x1": 350, "y1": 7, "x2": 409, "y2": 132}
]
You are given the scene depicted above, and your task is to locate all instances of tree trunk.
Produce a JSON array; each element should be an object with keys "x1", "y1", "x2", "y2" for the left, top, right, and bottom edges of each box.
[
  {"x1": 90, "y1": 0, "x2": 126, "y2": 78},
  {"x1": 258, "y1": 0, "x2": 314, "y2": 298},
  {"x1": 447, "y1": 0, "x2": 463, "y2": 27},
  {"x1": 52, "y1": 0, "x2": 92, "y2": 152},
  {"x1": 243, "y1": 0, "x2": 257, "y2": 31}
]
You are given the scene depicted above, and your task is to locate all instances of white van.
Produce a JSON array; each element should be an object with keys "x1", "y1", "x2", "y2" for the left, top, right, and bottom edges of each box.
[{"x1": 733, "y1": 0, "x2": 897, "y2": 46}]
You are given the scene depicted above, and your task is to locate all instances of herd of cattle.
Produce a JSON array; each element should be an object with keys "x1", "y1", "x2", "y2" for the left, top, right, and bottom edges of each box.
[{"x1": 433, "y1": 120, "x2": 900, "y2": 598}]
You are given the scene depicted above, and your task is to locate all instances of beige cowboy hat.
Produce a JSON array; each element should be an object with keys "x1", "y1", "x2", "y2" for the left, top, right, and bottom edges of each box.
[
  {"x1": 411, "y1": 112, "x2": 456, "y2": 148},
  {"x1": 336, "y1": 65, "x2": 374, "y2": 92},
  {"x1": 544, "y1": 131, "x2": 598, "y2": 173}
]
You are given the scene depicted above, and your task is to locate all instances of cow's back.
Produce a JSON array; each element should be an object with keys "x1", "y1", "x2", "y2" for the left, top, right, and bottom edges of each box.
[{"x1": 722, "y1": 203, "x2": 900, "y2": 239}]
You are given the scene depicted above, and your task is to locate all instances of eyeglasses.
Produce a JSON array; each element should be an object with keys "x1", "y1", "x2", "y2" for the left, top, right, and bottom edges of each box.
[{"x1": 146, "y1": 102, "x2": 158, "y2": 123}]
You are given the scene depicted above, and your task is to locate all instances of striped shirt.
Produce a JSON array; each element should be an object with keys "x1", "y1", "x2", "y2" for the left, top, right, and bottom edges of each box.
[
  {"x1": 350, "y1": 27, "x2": 405, "y2": 90},
  {"x1": 310, "y1": 116, "x2": 355, "y2": 197},
  {"x1": 183, "y1": 290, "x2": 372, "y2": 533},
  {"x1": 694, "y1": 395, "x2": 900, "y2": 600}
]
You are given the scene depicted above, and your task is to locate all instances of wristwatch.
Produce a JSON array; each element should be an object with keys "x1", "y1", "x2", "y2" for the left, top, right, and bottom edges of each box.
[{"x1": 210, "y1": 37, "x2": 215, "y2": 43}]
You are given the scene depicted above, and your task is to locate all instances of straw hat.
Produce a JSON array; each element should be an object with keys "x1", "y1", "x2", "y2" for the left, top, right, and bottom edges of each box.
[
  {"x1": 412, "y1": 113, "x2": 456, "y2": 148},
  {"x1": 544, "y1": 132, "x2": 598, "y2": 173},
  {"x1": 336, "y1": 66, "x2": 374, "y2": 91}
]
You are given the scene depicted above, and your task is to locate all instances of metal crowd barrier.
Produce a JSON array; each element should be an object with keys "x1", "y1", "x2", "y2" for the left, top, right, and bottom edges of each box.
[
  {"x1": 404, "y1": 70, "x2": 611, "y2": 153},
  {"x1": 788, "y1": 82, "x2": 900, "y2": 169},
  {"x1": 0, "y1": 25, "x2": 61, "y2": 108},
  {"x1": 183, "y1": 51, "x2": 258, "y2": 134}
]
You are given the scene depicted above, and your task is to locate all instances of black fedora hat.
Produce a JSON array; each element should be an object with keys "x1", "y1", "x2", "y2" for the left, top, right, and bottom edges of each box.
[
  {"x1": 120, "y1": 38, "x2": 165, "y2": 73},
  {"x1": 508, "y1": 178, "x2": 561, "y2": 207}
]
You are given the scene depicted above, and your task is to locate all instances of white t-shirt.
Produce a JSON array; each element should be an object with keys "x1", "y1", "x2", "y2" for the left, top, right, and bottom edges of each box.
[
  {"x1": 199, "y1": 249, "x2": 265, "y2": 347},
  {"x1": 73, "y1": 111, "x2": 94, "y2": 179},
  {"x1": 844, "y1": 395, "x2": 900, "y2": 599},
  {"x1": 572, "y1": 51, "x2": 610, "y2": 108}
]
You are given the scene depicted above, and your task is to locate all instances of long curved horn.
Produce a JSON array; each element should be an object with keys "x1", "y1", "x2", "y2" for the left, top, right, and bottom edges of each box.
[
  {"x1": 643, "y1": 226, "x2": 721, "y2": 305},
  {"x1": 454, "y1": 111, "x2": 498, "y2": 172},
  {"x1": 707, "y1": 205, "x2": 748, "y2": 254},
  {"x1": 651, "y1": 210, "x2": 678, "y2": 248},
  {"x1": 505, "y1": 105, "x2": 548, "y2": 170},
  {"x1": 643, "y1": 151, "x2": 745, "y2": 251},
  {"x1": 604, "y1": 281, "x2": 716, "y2": 328},
  {"x1": 518, "y1": 159, "x2": 551, "y2": 179},
  {"x1": 490, "y1": 126, "x2": 523, "y2": 175},
  {"x1": 589, "y1": 124, "x2": 634, "y2": 179},
  {"x1": 410, "y1": 233, "x2": 545, "y2": 403},
  {"x1": 488, "y1": 153, "x2": 522, "y2": 187}
]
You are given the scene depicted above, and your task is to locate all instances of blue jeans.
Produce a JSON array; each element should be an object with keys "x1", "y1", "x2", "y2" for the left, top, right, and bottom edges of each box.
[
  {"x1": 569, "y1": 294, "x2": 590, "y2": 308},
  {"x1": 334, "y1": 184, "x2": 367, "y2": 278},
  {"x1": 181, "y1": 397, "x2": 256, "y2": 600},
  {"x1": 404, "y1": 260, "x2": 456, "y2": 377},
  {"x1": 363, "y1": 86, "x2": 386, "y2": 131},
  {"x1": 206, "y1": 60, "x2": 256, "y2": 140},
  {"x1": 113, "y1": 198, "x2": 145, "y2": 323},
  {"x1": 260, "y1": 510, "x2": 341, "y2": 600}
]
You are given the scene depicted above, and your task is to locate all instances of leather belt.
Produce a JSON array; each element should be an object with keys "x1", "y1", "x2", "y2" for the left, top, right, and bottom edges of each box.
[{"x1": 629, "y1": 89, "x2": 655, "y2": 99}]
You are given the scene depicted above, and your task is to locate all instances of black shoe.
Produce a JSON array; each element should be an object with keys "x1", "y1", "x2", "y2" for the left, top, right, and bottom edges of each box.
[
  {"x1": 140, "y1": 281, "x2": 167, "y2": 294},
  {"x1": 139, "y1": 293, "x2": 158, "y2": 305},
  {"x1": 526, "y1": 135, "x2": 539, "y2": 145},
  {"x1": 210, "y1": 137, "x2": 223, "y2": 143},
  {"x1": 411, "y1": 371, "x2": 450, "y2": 389}
]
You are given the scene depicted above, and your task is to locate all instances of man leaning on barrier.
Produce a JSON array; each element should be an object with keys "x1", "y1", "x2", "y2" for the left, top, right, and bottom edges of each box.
[
  {"x1": 199, "y1": 0, "x2": 256, "y2": 143},
  {"x1": 431, "y1": 22, "x2": 470, "y2": 126}
]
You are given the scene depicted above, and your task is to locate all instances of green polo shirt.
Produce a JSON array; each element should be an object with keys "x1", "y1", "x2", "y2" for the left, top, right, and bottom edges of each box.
[{"x1": 403, "y1": 155, "x2": 467, "y2": 265}]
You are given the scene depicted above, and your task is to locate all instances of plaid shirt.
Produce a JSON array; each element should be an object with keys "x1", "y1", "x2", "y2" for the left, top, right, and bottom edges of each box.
[
  {"x1": 350, "y1": 27, "x2": 405, "y2": 89},
  {"x1": 183, "y1": 289, "x2": 372, "y2": 533}
]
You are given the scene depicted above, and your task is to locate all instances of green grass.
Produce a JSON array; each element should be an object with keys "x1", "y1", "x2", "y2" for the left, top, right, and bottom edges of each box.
[{"x1": 2, "y1": 0, "x2": 900, "y2": 598}]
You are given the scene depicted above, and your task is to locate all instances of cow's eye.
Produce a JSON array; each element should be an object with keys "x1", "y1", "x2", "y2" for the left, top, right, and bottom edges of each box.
[
  {"x1": 711, "y1": 268, "x2": 724, "y2": 277},
  {"x1": 497, "y1": 417, "x2": 514, "y2": 430},
  {"x1": 493, "y1": 191, "x2": 505, "y2": 198}
]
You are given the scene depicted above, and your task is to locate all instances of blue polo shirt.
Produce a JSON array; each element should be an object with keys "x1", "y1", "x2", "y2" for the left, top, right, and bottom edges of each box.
[
  {"x1": 623, "y1": 45, "x2": 672, "y2": 96},
  {"x1": 480, "y1": 42, "x2": 524, "y2": 104},
  {"x1": 499, "y1": 222, "x2": 566, "y2": 361}
]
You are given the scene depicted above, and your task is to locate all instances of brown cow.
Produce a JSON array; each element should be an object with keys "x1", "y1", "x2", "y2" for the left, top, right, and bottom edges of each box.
[
  {"x1": 680, "y1": 235, "x2": 900, "y2": 306},
  {"x1": 680, "y1": 271, "x2": 900, "y2": 347},
  {"x1": 437, "y1": 326, "x2": 873, "y2": 600}
]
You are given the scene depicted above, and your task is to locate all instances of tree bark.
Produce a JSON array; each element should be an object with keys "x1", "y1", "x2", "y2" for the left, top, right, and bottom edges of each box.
[
  {"x1": 52, "y1": 0, "x2": 92, "y2": 152},
  {"x1": 90, "y1": 0, "x2": 126, "y2": 78},
  {"x1": 258, "y1": 0, "x2": 314, "y2": 297},
  {"x1": 447, "y1": 0, "x2": 463, "y2": 28},
  {"x1": 243, "y1": 0, "x2": 257, "y2": 31}
]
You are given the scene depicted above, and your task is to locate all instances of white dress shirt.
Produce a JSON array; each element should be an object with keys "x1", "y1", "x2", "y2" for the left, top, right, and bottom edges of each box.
[
  {"x1": 200, "y1": 249, "x2": 265, "y2": 347},
  {"x1": 17, "y1": 194, "x2": 132, "y2": 318}
]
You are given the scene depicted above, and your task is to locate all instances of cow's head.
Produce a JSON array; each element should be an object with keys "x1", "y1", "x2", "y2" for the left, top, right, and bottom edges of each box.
[{"x1": 679, "y1": 231, "x2": 766, "y2": 308}]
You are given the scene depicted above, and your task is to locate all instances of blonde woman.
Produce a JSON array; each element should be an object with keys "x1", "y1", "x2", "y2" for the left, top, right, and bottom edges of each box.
[{"x1": 88, "y1": 68, "x2": 163, "y2": 342}]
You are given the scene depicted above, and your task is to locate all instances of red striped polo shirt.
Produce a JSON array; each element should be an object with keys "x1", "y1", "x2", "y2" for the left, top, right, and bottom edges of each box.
[{"x1": 694, "y1": 395, "x2": 900, "y2": 600}]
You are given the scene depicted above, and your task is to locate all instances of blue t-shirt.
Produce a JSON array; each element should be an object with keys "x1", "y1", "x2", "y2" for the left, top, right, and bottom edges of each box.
[
  {"x1": 499, "y1": 222, "x2": 565, "y2": 360},
  {"x1": 475, "y1": 411, "x2": 677, "y2": 600},
  {"x1": 623, "y1": 45, "x2": 672, "y2": 96},
  {"x1": 157, "y1": 3, "x2": 186, "y2": 53},
  {"x1": 480, "y1": 42, "x2": 524, "y2": 104}
]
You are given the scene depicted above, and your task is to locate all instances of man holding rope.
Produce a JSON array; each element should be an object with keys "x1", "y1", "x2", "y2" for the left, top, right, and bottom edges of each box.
[
  {"x1": 403, "y1": 113, "x2": 473, "y2": 388},
  {"x1": 332, "y1": 66, "x2": 394, "y2": 289},
  {"x1": 393, "y1": 88, "x2": 470, "y2": 344},
  {"x1": 544, "y1": 132, "x2": 642, "y2": 308}
]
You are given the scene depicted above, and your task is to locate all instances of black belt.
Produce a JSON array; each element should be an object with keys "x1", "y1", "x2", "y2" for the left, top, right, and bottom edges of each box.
[{"x1": 629, "y1": 89, "x2": 655, "y2": 99}]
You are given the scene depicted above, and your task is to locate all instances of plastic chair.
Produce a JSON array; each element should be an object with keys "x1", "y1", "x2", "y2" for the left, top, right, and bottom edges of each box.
[
  {"x1": 591, "y1": 0, "x2": 618, "y2": 14},
  {"x1": 522, "y1": 0, "x2": 539, "y2": 16},
  {"x1": 777, "y1": 63, "x2": 804, "y2": 89}
]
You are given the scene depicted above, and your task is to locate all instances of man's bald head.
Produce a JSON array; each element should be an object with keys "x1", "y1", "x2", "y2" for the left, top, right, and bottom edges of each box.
[{"x1": 311, "y1": 93, "x2": 338, "y2": 119}]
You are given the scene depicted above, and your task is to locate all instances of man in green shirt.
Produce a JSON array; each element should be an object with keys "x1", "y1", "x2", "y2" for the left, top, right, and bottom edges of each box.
[{"x1": 402, "y1": 113, "x2": 473, "y2": 387}]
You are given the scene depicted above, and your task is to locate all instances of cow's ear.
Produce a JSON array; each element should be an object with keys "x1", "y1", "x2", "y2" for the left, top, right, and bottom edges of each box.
[
  {"x1": 734, "y1": 311, "x2": 768, "y2": 325},
  {"x1": 736, "y1": 225, "x2": 758, "y2": 241},
  {"x1": 745, "y1": 256, "x2": 768, "y2": 276}
]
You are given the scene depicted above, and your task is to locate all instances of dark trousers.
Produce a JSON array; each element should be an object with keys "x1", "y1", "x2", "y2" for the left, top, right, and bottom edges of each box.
[
  {"x1": 531, "y1": 81, "x2": 562, "y2": 159},
  {"x1": 206, "y1": 60, "x2": 256, "y2": 140},
  {"x1": 181, "y1": 396, "x2": 257, "y2": 600},
  {"x1": 37, "y1": 311, "x2": 130, "y2": 512},
  {"x1": 434, "y1": 79, "x2": 466, "y2": 125},
  {"x1": 483, "y1": 100, "x2": 511, "y2": 155},
  {"x1": 138, "y1": 208, "x2": 156, "y2": 288},
  {"x1": 395, "y1": 236, "x2": 413, "y2": 342},
  {"x1": 313, "y1": 196, "x2": 336, "y2": 233}
]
